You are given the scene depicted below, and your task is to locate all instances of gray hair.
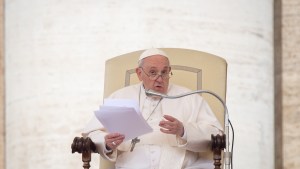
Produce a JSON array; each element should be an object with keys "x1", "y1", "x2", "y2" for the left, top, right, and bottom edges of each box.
[{"x1": 138, "y1": 59, "x2": 144, "y2": 67}]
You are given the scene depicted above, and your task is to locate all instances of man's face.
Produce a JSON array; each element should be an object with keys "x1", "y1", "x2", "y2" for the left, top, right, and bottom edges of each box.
[{"x1": 136, "y1": 55, "x2": 171, "y2": 94}]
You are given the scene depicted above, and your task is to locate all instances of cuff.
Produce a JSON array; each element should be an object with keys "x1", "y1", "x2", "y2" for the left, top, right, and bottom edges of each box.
[
  {"x1": 176, "y1": 127, "x2": 187, "y2": 146},
  {"x1": 104, "y1": 145, "x2": 113, "y2": 155}
]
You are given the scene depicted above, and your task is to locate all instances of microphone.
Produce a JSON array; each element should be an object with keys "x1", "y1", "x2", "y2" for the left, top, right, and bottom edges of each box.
[{"x1": 145, "y1": 89, "x2": 232, "y2": 169}]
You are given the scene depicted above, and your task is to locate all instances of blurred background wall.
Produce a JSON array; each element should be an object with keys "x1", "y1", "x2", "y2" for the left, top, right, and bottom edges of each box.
[
  {"x1": 0, "y1": 0, "x2": 299, "y2": 169},
  {"x1": 0, "y1": 0, "x2": 4, "y2": 168},
  {"x1": 275, "y1": 0, "x2": 300, "y2": 168}
]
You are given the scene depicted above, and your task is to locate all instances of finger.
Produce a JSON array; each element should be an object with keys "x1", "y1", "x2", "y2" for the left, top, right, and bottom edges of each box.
[
  {"x1": 159, "y1": 120, "x2": 179, "y2": 129},
  {"x1": 105, "y1": 134, "x2": 124, "y2": 146},
  {"x1": 105, "y1": 133, "x2": 125, "y2": 142},
  {"x1": 106, "y1": 140, "x2": 118, "y2": 150},
  {"x1": 159, "y1": 120, "x2": 184, "y2": 136},
  {"x1": 159, "y1": 122, "x2": 174, "y2": 130},
  {"x1": 112, "y1": 137, "x2": 125, "y2": 145},
  {"x1": 163, "y1": 115, "x2": 177, "y2": 122},
  {"x1": 113, "y1": 136, "x2": 125, "y2": 144},
  {"x1": 113, "y1": 137, "x2": 125, "y2": 146},
  {"x1": 106, "y1": 133, "x2": 123, "y2": 139},
  {"x1": 160, "y1": 128, "x2": 176, "y2": 135},
  {"x1": 105, "y1": 135, "x2": 125, "y2": 148}
]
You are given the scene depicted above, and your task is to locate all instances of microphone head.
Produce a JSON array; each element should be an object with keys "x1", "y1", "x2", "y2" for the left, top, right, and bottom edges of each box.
[
  {"x1": 145, "y1": 89, "x2": 166, "y2": 98},
  {"x1": 145, "y1": 89, "x2": 156, "y2": 97}
]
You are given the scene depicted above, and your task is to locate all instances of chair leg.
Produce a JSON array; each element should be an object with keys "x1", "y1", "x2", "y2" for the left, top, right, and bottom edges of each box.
[
  {"x1": 82, "y1": 151, "x2": 92, "y2": 169},
  {"x1": 211, "y1": 134, "x2": 226, "y2": 169},
  {"x1": 213, "y1": 149, "x2": 222, "y2": 169}
]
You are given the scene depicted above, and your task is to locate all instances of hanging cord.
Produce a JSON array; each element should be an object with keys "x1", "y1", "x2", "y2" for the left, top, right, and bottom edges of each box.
[{"x1": 229, "y1": 119, "x2": 234, "y2": 169}]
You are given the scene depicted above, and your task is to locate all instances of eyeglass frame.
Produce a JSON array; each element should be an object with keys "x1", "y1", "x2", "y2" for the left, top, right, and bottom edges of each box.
[{"x1": 139, "y1": 67, "x2": 173, "y2": 80}]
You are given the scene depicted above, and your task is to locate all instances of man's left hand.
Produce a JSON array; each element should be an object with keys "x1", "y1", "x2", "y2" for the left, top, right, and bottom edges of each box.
[{"x1": 159, "y1": 115, "x2": 184, "y2": 137}]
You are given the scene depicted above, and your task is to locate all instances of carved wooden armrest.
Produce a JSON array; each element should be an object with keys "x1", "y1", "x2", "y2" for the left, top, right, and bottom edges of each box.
[
  {"x1": 71, "y1": 135, "x2": 225, "y2": 169},
  {"x1": 211, "y1": 134, "x2": 226, "y2": 169},
  {"x1": 71, "y1": 137, "x2": 97, "y2": 169}
]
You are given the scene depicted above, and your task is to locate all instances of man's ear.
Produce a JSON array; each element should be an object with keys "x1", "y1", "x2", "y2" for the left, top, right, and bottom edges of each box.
[{"x1": 136, "y1": 67, "x2": 143, "y2": 81}]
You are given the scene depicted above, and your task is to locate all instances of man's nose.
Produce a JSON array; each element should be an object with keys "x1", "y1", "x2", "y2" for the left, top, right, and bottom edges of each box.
[{"x1": 155, "y1": 75, "x2": 164, "y2": 81}]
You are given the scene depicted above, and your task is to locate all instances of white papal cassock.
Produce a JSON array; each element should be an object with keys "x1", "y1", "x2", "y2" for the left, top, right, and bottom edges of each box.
[{"x1": 82, "y1": 83, "x2": 223, "y2": 169}]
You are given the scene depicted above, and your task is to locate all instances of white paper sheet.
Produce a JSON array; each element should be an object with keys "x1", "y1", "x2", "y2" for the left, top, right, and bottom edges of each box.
[
  {"x1": 94, "y1": 99, "x2": 153, "y2": 141},
  {"x1": 103, "y1": 99, "x2": 140, "y2": 114}
]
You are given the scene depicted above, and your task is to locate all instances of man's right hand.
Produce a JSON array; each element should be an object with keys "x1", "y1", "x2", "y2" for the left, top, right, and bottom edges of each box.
[{"x1": 104, "y1": 133, "x2": 125, "y2": 150}]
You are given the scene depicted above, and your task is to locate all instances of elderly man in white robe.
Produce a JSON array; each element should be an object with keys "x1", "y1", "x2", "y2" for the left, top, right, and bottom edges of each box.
[{"x1": 82, "y1": 48, "x2": 223, "y2": 169}]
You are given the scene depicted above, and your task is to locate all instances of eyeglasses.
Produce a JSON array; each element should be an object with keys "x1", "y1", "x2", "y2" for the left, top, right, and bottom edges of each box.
[{"x1": 140, "y1": 67, "x2": 173, "y2": 80}]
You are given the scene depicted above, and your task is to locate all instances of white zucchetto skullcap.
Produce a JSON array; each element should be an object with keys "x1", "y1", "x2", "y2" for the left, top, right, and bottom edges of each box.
[{"x1": 139, "y1": 48, "x2": 168, "y2": 61}]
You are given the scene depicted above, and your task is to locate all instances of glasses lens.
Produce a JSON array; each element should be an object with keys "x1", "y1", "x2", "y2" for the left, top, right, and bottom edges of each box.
[
  {"x1": 161, "y1": 73, "x2": 169, "y2": 79},
  {"x1": 152, "y1": 72, "x2": 172, "y2": 80},
  {"x1": 141, "y1": 67, "x2": 172, "y2": 80}
]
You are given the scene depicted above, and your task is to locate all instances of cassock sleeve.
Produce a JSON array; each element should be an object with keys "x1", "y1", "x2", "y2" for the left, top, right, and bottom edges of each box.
[
  {"x1": 181, "y1": 95, "x2": 223, "y2": 152},
  {"x1": 81, "y1": 115, "x2": 118, "y2": 161}
]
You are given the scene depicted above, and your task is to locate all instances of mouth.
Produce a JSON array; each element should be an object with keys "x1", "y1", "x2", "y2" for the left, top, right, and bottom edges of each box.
[{"x1": 154, "y1": 85, "x2": 164, "y2": 91}]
